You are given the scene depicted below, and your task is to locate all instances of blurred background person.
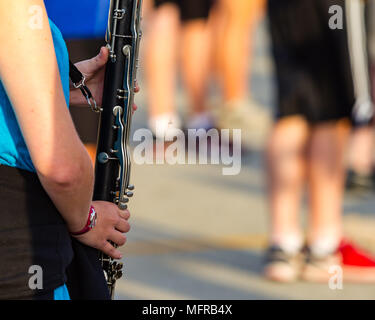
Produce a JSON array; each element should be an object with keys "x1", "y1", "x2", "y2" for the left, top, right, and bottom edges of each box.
[
  {"x1": 369, "y1": 0, "x2": 375, "y2": 92},
  {"x1": 346, "y1": 0, "x2": 375, "y2": 192},
  {"x1": 143, "y1": 0, "x2": 214, "y2": 140},
  {"x1": 210, "y1": 0, "x2": 271, "y2": 149},
  {"x1": 264, "y1": 0, "x2": 375, "y2": 283}
]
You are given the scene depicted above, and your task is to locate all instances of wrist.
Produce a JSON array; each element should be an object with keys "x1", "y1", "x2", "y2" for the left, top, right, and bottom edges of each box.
[{"x1": 70, "y1": 205, "x2": 97, "y2": 236}]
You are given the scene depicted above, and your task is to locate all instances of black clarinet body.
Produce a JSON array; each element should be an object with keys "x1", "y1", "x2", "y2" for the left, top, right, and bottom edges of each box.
[{"x1": 93, "y1": 0, "x2": 143, "y2": 299}]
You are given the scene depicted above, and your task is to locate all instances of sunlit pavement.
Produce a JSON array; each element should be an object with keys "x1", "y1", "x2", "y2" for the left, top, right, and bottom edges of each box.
[{"x1": 114, "y1": 20, "x2": 375, "y2": 300}]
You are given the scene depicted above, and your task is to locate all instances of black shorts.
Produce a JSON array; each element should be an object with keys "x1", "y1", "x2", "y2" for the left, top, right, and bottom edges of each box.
[
  {"x1": 0, "y1": 165, "x2": 73, "y2": 300},
  {"x1": 0, "y1": 165, "x2": 110, "y2": 300},
  {"x1": 267, "y1": 0, "x2": 355, "y2": 124},
  {"x1": 154, "y1": 0, "x2": 214, "y2": 22}
]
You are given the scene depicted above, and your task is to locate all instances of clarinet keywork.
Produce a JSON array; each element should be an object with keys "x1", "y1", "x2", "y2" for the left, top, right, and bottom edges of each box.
[{"x1": 94, "y1": 0, "x2": 143, "y2": 299}]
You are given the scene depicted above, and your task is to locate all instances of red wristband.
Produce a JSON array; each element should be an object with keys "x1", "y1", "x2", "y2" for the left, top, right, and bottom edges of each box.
[{"x1": 70, "y1": 205, "x2": 97, "y2": 236}]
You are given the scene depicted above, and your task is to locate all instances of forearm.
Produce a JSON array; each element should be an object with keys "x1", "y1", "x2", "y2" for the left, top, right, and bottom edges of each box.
[
  {"x1": 69, "y1": 83, "x2": 89, "y2": 107},
  {"x1": 38, "y1": 147, "x2": 95, "y2": 232}
]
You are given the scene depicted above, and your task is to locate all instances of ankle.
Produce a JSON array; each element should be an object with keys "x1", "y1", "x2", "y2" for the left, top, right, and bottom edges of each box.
[
  {"x1": 308, "y1": 233, "x2": 341, "y2": 257},
  {"x1": 270, "y1": 231, "x2": 304, "y2": 255}
]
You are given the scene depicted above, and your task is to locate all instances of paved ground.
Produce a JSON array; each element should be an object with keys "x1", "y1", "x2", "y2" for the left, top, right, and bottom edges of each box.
[{"x1": 114, "y1": 20, "x2": 375, "y2": 300}]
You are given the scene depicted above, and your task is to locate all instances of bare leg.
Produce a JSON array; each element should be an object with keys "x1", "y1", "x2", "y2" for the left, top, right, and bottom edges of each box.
[
  {"x1": 212, "y1": 0, "x2": 265, "y2": 104},
  {"x1": 347, "y1": 125, "x2": 375, "y2": 175},
  {"x1": 180, "y1": 19, "x2": 212, "y2": 116},
  {"x1": 144, "y1": 4, "x2": 180, "y2": 118},
  {"x1": 209, "y1": 0, "x2": 270, "y2": 149},
  {"x1": 303, "y1": 121, "x2": 375, "y2": 283},
  {"x1": 307, "y1": 121, "x2": 351, "y2": 247},
  {"x1": 267, "y1": 116, "x2": 309, "y2": 245}
]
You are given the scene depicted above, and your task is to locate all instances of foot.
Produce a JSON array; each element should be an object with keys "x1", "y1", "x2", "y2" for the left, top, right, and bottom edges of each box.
[
  {"x1": 263, "y1": 245, "x2": 304, "y2": 282},
  {"x1": 185, "y1": 111, "x2": 215, "y2": 131},
  {"x1": 345, "y1": 169, "x2": 375, "y2": 192},
  {"x1": 302, "y1": 239, "x2": 375, "y2": 283},
  {"x1": 339, "y1": 239, "x2": 375, "y2": 283},
  {"x1": 213, "y1": 99, "x2": 272, "y2": 149},
  {"x1": 301, "y1": 246, "x2": 341, "y2": 283},
  {"x1": 148, "y1": 113, "x2": 181, "y2": 140}
]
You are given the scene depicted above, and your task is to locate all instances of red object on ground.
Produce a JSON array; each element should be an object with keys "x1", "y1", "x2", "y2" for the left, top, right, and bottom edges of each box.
[{"x1": 339, "y1": 239, "x2": 375, "y2": 267}]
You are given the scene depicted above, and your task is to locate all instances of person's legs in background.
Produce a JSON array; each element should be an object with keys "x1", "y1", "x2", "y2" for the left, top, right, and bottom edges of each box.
[
  {"x1": 144, "y1": 0, "x2": 181, "y2": 139},
  {"x1": 346, "y1": 125, "x2": 375, "y2": 190},
  {"x1": 179, "y1": 0, "x2": 214, "y2": 130},
  {"x1": 210, "y1": 0, "x2": 271, "y2": 148},
  {"x1": 302, "y1": 121, "x2": 351, "y2": 282},
  {"x1": 265, "y1": 119, "x2": 351, "y2": 282},
  {"x1": 265, "y1": 0, "x2": 375, "y2": 283},
  {"x1": 346, "y1": 0, "x2": 375, "y2": 191},
  {"x1": 144, "y1": 0, "x2": 215, "y2": 136},
  {"x1": 213, "y1": 0, "x2": 264, "y2": 103},
  {"x1": 264, "y1": 116, "x2": 309, "y2": 282},
  {"x1": 303, "y1": 123, "x2": 375, "y2": 284},
  {"x1": 266, "y1": 117, "x2": 375, "y2": 283},
  {"x1": 307, "y1": 122, "x2": 350, "y2": 249}
]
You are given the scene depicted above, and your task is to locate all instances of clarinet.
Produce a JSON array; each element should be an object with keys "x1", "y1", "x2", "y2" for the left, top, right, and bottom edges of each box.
[{"x1": 94, "y1": 0, "x2": 143, "y2": 299}]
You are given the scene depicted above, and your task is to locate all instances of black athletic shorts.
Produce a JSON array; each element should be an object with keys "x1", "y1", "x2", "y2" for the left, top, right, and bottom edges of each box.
[
  {"x1": 154, "y1": 0, "x2": 214, "y2": 22},
  {"x1": 0, "y1": 165, "x2": 110, "y2": 300},
  {"x1": 0, "y1": 165, "x2": 73, "y2": 300},
  {"x1": 267, "y1": 0, "x2": 355, "y2": 124}
]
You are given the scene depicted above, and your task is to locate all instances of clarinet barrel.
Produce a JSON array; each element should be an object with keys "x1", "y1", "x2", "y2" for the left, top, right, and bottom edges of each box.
[{"x1": 93, "y1": 0, "x2": 143, "y2": 299}]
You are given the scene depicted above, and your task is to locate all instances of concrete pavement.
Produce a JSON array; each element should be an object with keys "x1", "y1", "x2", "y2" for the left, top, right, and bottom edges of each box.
[{"x1": 114, "y1": 153, "x2": 375, "y2": 300}]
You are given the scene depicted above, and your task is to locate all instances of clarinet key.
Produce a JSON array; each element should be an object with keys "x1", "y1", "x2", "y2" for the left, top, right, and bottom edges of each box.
[
  {"x1": 118, "y1": 203, "x2": 128, "y2": 210},
  {"x1": 115, "y1": 270, "x2": 123, "y2": 280}
]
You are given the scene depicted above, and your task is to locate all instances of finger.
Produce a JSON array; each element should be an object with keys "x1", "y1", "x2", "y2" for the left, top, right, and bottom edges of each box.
[
  {"x1": 134, "y1": 82, "x2": 140, "y2": 93},
  {"x1": 115, "y1": 218, "x2": 130, "y2": 233},
  {"x1": 93, "y1": 46, "x2": 109, "y2": 67},
  {"x1": 118, "y1": 209, "x2": 130, "y2": 220},
  {"x1": 132, "y1": 104, "x2": 138, "y2": 113},
  {"x1": 101, "y1": 241, "x2": 123, "y2": 259},
  {"x1": 108, "y1": 230, "x2": 127, "y2": 247}
]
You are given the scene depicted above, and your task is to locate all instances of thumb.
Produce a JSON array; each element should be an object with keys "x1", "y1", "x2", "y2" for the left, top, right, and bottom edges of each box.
[{"x1": 93, "y1": 46, "x2": 109, "y2": 67}]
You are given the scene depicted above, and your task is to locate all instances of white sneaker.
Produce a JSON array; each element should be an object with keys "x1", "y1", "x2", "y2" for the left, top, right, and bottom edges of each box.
[
  {"x1": 185, "y1": 111, "x2": 215, "y2": 131},
  {"x1": 213, "y1": 99, "x2": 272, "y2": 149}
]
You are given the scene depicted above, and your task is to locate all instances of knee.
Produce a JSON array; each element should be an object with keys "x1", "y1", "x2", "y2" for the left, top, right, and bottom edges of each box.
[{"x1": 266, "y1": 117, "x2": 309, "y2": 182}]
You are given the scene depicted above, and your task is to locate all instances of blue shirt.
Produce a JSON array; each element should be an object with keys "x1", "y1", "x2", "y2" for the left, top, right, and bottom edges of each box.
[
  {"x1": 54, "y1": 284, "x2": 71, "y2": 300},
  {"x1": 0, "y1": 20, "x2": 70, "y2": 172}
]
